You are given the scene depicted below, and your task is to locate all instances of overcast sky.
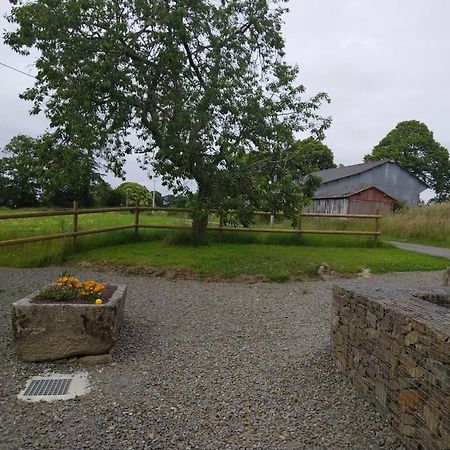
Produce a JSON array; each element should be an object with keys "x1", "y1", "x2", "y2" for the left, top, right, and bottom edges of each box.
[{"x1": 1, "y1": 0, "x2": 449, "y2": 197}]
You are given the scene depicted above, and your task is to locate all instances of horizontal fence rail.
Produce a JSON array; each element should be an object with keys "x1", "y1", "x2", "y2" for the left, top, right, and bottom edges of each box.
[{"x1": 0, "y1": 203, "x2": 381, "y2": 248}]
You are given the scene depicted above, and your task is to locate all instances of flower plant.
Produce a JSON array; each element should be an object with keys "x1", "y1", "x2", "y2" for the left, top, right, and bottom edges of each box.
[{"x1": 40, "y1": 273, "x2": 105, "y2": 303}]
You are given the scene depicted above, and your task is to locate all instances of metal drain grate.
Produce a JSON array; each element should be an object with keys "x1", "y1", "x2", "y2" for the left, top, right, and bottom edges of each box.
[
  {"x1": 18, "y1": 372, "x2": 90, "y2": 403},
  {"x1": 24, "y1": 378, "x2": 72, "y2": 396}
]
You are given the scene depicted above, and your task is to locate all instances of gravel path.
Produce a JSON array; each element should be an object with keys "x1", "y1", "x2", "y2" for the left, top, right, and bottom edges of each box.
[
  {"x1": 0, "y1": 267, "x2": 444, "y2": 450},
  {"x1": 389, "y1": 241, "x2": 450, "y2": 259}
]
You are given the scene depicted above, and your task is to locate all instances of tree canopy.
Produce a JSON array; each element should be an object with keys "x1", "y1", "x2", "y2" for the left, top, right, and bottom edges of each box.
[
  {"x1": 0, "y1": 135, "x2": 40, "y2": 207},
  {"x1": 0, "y1": 133, "x2": 101, "y2": 207},
  {"x1": 6, "y1": 0, "x2": 331, "y2": 239},
  {"x1": 364, "y1": 120, "x2": 450, "y2": 201},
  {"x1": 116, "y1": 182, "x2": 151, "y2": 206},
  {"x1": 291, "y1": 138, "x2": 336, "y2": 172}
]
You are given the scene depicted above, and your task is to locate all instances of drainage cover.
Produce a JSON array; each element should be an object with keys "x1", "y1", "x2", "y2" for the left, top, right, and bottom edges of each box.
[
  {"x1": 24, "y1": 377, "x2": 71, "y2": 396},
  {"x1": 18, "y1": 372, "x2": 90, "y2": 402}
]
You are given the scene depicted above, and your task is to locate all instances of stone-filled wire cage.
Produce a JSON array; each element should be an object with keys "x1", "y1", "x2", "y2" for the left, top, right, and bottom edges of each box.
[{"x1": 331, "y1": 282, "x2": 449, "y2": 450}]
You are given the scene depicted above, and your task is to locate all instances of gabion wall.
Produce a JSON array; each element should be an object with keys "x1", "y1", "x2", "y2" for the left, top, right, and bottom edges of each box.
[{"x1": 331, "y1": 283, "x2": 449, "y2": 450}]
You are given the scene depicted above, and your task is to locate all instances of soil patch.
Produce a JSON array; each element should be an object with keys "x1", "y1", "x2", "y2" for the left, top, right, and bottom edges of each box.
[{"x1": 71, "y1": 260, "x2": 346, "y2": 283}]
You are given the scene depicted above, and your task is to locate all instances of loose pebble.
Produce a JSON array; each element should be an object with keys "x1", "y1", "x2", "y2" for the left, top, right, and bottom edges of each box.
[{"x1": 1, "y1": 267, "x2": 435, "y2": 449}]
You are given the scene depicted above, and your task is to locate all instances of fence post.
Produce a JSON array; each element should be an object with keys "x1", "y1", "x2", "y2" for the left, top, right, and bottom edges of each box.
[
  {"x1": 297, "y1": 213, "x2": 302, "y2": 232},
  {"x1": 219, "y1": 213, "x2": 224, "y2": 241},
  {"x1": 134, "y1": 204, "x2": 140, "y2": 238},
  {"x1": 374, "y1": 208, "x2": 380, "y2": 247},
  {"x1": 72, "y1": 201, "x2": 78, "y2": 251}
]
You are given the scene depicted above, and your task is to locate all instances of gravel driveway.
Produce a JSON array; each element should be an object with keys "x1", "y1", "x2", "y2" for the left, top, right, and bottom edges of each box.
[{"x1": 0, "y1": 267, "x2": 443, "y2": 450}]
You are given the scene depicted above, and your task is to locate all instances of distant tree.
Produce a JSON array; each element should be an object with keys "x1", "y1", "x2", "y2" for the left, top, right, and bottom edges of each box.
[
  {"x1": 0, "y1": 135, "x2": 41, "y2": 207},
  {"x1": 152, "y1": 191, "x2": 164, "y2": 207},
  {"x1": 0, "y1": 133, "x2": 103, "y2": 207},
  {"x1": 364, "y1": 120, "x2": 450, "y2": 201},
  {"x1": 116, "y1": 182, "x2": 151, "y2": 206},
  {"x1": 91, "y1": 180, "x2": 126, "y2": 207},
  {"x1": 291, "y1": 138, "x2": 336, "y2": 172},
  {"x1": 36, "y1": 133, "x2": 102, "y2": 207},
  {"x1": 162, "y1": 194, "x2": 190, "y2": 208},
  {"x1": 6, "y1": 0, "x2": 331, "y2": 241}
]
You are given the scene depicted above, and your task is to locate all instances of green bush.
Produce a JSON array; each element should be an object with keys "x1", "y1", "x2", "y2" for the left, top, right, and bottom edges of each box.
[{"x1": 116, "y1": 182, "x2": 151, "y2": 206}]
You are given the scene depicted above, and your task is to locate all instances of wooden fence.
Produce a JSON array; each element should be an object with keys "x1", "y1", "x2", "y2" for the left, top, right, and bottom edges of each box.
[{"x1": 0, "y1": 203, "x2": 381, "y2": 248}]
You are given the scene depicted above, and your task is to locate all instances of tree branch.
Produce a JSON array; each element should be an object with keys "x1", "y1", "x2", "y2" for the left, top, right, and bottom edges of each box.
[{"x1": 182, "y1": 39, "x2": 206, "y2": 88}]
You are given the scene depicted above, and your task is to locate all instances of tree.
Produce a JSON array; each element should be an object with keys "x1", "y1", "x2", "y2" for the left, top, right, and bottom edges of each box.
[
  {"x1": 36, "y1": 133, "x2": 103, "y2": 207},
  {"x1": 152, "y1": 191, "x2": 164, "y2": 207},
  {"x1": 6, "y1": 0, "x2": 331, "y2": 240},
  {"x1": 116, "y1": 182, "x2": 151, "y2": 206},
  {"x1": 0, "y1": 135, "x2": 41, "y2": 207},
  {"x1": 1, "y1": 133, "x2": 102, "y2": 207},
  {"x1": 162, "y1": 194, "x2": 190, "y2": 208},
  {"x1": 364, "y1": 120, "x2": 450, "y2": 201},
  {"x1": 245, "y1": 146, "x2": 322, "y2": 224},
  {"x1": 91, "y1": 180, "x2": 126, "y2": 207},
  {"x1": 290, "y1": 138, "x2": 336, "y2": 172}
]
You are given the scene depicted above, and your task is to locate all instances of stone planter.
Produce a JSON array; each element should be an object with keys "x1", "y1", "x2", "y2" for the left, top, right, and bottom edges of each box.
[{"x1": 11, "y1": 284, "x2": 127, "y2": 362}]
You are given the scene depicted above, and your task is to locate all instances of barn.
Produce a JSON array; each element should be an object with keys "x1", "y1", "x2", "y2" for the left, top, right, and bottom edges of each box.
[
  {"x1": 311, "y1": 185, "x2": 396, "y2": 215},
  {"x1": 306, "y1": 160, "x2": 428, "y2": 215}
]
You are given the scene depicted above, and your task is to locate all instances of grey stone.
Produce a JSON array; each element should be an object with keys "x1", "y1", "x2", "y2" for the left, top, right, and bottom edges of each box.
[
  {"x1": 78, "y1": 354, "x2": 112, "y2": 365},
  {"x1": 4, "y1": 266, "x2": 436, "y2": 450},
  {"x1": 11, "y1": 284, "x2": 126, "y2": 361}
]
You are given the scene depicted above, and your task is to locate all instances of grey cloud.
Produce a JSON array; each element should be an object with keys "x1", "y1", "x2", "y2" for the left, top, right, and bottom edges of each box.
[{"x1": 1, "y1": 0, "x2": 449, "y2": 196}]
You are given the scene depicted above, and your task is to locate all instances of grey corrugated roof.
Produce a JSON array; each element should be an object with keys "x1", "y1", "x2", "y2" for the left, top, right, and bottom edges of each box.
[
  {"x1": 314, "y1": 184, "x2": 395, "y2": 200},
  {"x1": 313, "y1": 160, "x2": 390, "y2": 183}
]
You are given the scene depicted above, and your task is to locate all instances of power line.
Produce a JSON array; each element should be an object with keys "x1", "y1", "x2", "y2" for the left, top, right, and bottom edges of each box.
[{"x1": 0, "y1": 61, "x2": 36, "y2": 79}]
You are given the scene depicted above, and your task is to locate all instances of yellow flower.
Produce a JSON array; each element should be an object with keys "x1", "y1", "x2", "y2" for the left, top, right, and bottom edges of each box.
[{"x1": 95, "y1": 299, "x2": 103, "y2": 305}]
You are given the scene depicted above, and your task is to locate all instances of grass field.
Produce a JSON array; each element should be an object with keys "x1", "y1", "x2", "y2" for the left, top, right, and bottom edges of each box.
[
  {"x1": 0, "y1": 206, "x2": 448, "y2": 279},
  {"x1": 382, "y1": 202, "x2": 450, "y2": 248}
]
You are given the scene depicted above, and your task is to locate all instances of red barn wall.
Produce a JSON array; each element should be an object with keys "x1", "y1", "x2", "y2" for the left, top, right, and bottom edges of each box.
[{"x1": 348, "y1": 188, "x2": 394, "y2": 215}]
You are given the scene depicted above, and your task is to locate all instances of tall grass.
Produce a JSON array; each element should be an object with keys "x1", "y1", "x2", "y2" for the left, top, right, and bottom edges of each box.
[
  {"x1": 0, "y1": 209, "x2": 190, "y2": 267},
  {"x1": 382, "y1": 202, "x2": 450, "y2": 248},
  {"x1": 0, "y1": 207, "x2": 380, "y2": 267}
]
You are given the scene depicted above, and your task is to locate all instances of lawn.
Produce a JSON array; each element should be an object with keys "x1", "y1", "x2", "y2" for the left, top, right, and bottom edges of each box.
[
  {"x1": 1, "y1": 207, "x2": 448, "y2": 280},
  {"x1": 72, "y1": 241, "x2": 449, "y2": 281}
]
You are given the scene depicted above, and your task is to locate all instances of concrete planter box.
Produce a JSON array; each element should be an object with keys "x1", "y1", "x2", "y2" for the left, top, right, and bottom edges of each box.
[{"x1": 11, "y1": 284, "x2": 127, "y2": 362}]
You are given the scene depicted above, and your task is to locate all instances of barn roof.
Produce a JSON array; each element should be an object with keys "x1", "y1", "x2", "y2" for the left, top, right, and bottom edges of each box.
[
  {"x1": 313, "y1": 159, "x2": 427, "y2": 187},
  {"x1": 313, "y1": 160, "x2": 391, "y2": 183},
  {"x1": 314, "y1": 184, "x2": 396, "y2": 200}
]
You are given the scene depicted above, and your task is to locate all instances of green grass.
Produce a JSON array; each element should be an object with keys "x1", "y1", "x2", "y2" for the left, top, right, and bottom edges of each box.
[
  {"x1": 0, "y1": 208, "x2": 380, "y2": 268},
  {"x1": 1, "y1": 207, "x2": 448, "y2": 279},
  {"x1": 71, "y1": 241, "x2": 449, "y2": 281},
  {"x1": 0, "y1": 208, "x2": 191, "y2": 267},
  {"x1": 0, "y1": 208, "x2": 191, "y2": 240}
]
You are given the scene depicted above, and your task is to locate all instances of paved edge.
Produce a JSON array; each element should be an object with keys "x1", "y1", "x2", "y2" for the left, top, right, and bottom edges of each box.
[{"x1": 388, "y1": 241, "x2": 450, "y2": 260}]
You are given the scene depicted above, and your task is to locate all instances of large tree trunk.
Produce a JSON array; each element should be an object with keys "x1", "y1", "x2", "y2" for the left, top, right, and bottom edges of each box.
[
  {"x1": 191, "y1": 183, "x2": 210, "y2": 245},
  {"x1": 192, "y1": 212, "x2": 209, "y2": 245}
]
